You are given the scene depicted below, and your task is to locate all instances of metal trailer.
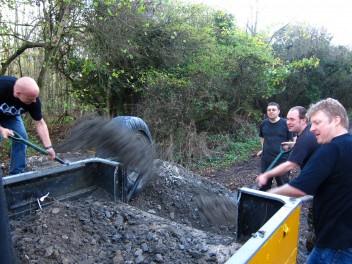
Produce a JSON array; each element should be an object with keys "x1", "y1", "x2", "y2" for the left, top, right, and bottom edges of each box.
[
  {"x1": 228, "y1": 188, "x2": 301, "y2": 263},
  {"x1": 3, "y1": 158, "x2": 301, "y2": 263}
]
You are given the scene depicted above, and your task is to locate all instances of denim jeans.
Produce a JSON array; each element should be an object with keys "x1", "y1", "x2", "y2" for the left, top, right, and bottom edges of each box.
[
  {"x1": 307, "y1": 247, "x2": 352, "y2": 264},
  {"x1": 0, "y1": 115, "x2": 27, "y2": 174}
]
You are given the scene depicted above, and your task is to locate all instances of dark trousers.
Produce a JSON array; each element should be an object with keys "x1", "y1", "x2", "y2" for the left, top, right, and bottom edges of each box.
[
  {"x1": 260, "y1": 157, "x2": 289, "y2": 191},
  {"x1": 0, "y1": 177, "x2": 15, "y2": 263}
]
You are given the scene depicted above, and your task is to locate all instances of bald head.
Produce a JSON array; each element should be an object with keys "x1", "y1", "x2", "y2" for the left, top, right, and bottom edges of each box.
[{"x1": 14, "y1": 77, "x2": 40, "y2": 104}]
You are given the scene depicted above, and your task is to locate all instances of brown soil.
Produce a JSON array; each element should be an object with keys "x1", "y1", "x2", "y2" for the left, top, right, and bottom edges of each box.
[{"x1": 7, "y1": 155, "x2": 310, "y2": 263}]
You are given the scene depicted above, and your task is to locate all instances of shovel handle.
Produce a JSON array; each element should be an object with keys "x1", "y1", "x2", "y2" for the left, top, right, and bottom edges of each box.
[
  {"x1": 265, "y1": 146, "x2": 292, "y2": 172},
  {"x1": 9, "y1": 131, "x2": 67, "y2": 165}
]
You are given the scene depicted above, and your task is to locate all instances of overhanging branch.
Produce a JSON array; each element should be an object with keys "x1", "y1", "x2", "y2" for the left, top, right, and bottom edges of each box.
[{"x1": 0, "y1": 41, "x2": 47, "y2": 75}]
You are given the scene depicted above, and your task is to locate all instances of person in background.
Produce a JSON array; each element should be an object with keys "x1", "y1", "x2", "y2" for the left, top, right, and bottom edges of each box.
[
  {"x1": 256, "y1": 102, "x2": 293, "y2": 190},
  {"x1": 256, "y1": 106, "x2": 320, "y2": 252},
  {"x1": 0, "y1": 76, "x2": 56, "y2": 174},
  {"x1": 269, "y1": 98, "x2": 352, "y2": 264},
  {"x1": 256, "y1": 106, "x2": 319, "y2": 187}
]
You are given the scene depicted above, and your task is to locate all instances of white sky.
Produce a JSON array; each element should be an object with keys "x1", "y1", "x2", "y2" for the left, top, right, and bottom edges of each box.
[{"x1": 187, "y1": 0, "x2": 352, "y2": 47}]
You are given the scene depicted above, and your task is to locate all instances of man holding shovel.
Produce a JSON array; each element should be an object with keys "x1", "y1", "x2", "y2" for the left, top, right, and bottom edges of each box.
[
  {"x1": 269, "y1": 98, "x2": 352, "y2": 263},
  {"x1": 256, "y1": 106, "x2": 319, "y2": 187},
  {"x1": 0, "y1": 76, "x2": 56, "y2": 174},
  {"x1": 257, "y1": 102, "x2": 293, "y2": 190}
]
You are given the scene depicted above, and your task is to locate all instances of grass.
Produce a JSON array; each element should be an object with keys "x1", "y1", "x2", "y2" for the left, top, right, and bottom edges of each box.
[{"x1": 192, "y1": 135, "x2": 260, "y2": 171}]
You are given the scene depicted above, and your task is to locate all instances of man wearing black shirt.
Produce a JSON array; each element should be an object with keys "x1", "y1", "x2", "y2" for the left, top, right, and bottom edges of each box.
[
  {"x1": 256, "y1": 106, "x2": 319, "y2": 187},
  {"x1": 257, "y1": 102, "x2": 292, "y2": 190},
  {"x1": 0, "y1": 76, "x2": 56, "y2": 174},
  {"x1": 269, "y1": 98, "x2": 352, "y2": 263}
]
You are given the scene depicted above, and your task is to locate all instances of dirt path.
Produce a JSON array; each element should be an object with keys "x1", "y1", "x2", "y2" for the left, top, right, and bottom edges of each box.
[{"x1": 199, "y1": 157, "x2": 260, "y2": 190}]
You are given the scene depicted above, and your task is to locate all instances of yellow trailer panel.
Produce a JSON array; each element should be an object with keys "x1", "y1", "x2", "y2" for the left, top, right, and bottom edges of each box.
[{"x1": 227, "y1": 188, "x2": 302, "y2": 264}]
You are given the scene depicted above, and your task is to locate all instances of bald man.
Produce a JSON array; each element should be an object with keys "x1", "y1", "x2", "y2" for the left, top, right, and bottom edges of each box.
[{"x1": 0, "y1": 76, "x2": 56, "y2": 174}]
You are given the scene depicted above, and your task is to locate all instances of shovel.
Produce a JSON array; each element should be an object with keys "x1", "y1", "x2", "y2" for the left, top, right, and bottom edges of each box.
[
  {"x1": 196, "y1": 146, "x2": 292, "y2": 226},
  {"x1": 265, "y1": 145, "x2": 292, "y2": 172},
  {"x1": 9, "y1": 131, "x2": 68, "y2": 165},
  {"x1": 248, "y1": 145, "x2": 292, "y2": 190}
]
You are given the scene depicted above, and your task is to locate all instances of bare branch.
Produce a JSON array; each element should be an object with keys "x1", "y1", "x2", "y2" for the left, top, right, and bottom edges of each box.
[
  {"x1": 0, "y1": 33, "x2": 30, "y2": 42},
  {"x1": 268, "y1": 24, "x2": 289, "y2": 44},
  {"x1": 0, "y1": 41, "x2": 47, "y2": 75}
]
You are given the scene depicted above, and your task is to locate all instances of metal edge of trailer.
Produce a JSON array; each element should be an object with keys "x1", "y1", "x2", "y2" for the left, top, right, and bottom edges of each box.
[
  {"x1": 2, "y1": 158, "x2": 127, "y2": 217},
  {"x1": 2, "y1": 158, "x2": 119, "y2": 185},
  {"x1": 226, "y1": 187, "x2": 302, "y2": 264}
]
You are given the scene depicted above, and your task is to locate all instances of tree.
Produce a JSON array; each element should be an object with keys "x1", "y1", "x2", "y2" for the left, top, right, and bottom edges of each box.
[{"x1": 0, "y1": 0, "x2": 84, "y2": 89}]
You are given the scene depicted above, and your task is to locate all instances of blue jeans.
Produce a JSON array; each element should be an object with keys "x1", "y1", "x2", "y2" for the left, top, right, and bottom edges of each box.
[
  {"x1": 0, "y1": 115, "x2": 27, "y2": 174},
  {"x1": 307, "y1": 247, "x2": 352, "y2": 264}
]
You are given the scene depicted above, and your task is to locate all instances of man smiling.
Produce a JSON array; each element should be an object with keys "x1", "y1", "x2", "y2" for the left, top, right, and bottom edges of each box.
[
  {"x1": 269, "y1": 98, "x2": 352, "y2": 263},
  {"x1": 256, "y1": 106, "x2": 319, "y2": 188},
  {"x1": 256, "y1": 102, "x2": 292, "y2": 190}
]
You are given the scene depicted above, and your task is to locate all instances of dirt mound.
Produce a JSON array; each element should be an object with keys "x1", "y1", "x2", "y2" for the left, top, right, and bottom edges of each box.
[
  {"x1": 130, "y1": 161, "x2": 238, "y2": 236},
  {"x1": 12, "y1": 189, "x2": 241, "y2": 264},
  {"x1": 9, "y1": 157, "x2": 310, "y2": 263},
  {"x1": 10, "y1": 161, "x2": 241, "y2": 264}
]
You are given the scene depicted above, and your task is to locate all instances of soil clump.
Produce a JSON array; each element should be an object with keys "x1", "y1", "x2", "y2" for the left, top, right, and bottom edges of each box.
[
  {"x1": 8, "y1": 155, "x2": 310, "y2": 263},
  {"x1": 10, "y1": 160, "x2": 241, "y2": 264}
]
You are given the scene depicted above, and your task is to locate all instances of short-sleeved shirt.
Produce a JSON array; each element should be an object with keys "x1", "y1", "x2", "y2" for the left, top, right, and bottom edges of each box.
[
  {"x1": 288, "y1": 125, "x2": 320, "y2": 168},
  {"x1": 0, "y1": 76, "x2": 42, "y2": 121},
  {"x1": 289, "y1": 133, "x2": 352, "y2": 249},
  {"x1": 259, "y1": 118, "x2": 292, "y2": 162}
]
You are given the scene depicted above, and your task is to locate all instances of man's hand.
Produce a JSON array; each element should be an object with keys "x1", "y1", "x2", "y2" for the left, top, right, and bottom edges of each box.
[
  {"x1": 256, "y1": 150, "x2": 263, "y2": 157},
  {"x1": 46, "y1": 147, "x2": 56, "y2": 160},
  {"x1": 0, "y1": 127, "x2": 14, "y2": 139},
  {"x1": 256, "y1": 173, "x2": 268, "y2": 187},
  {"x1": 281, "y1": 141, "x2": 295, "y2": 151}
]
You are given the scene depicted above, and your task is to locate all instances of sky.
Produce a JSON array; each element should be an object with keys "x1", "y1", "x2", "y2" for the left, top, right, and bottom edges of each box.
[{"x1": 186, "y1": 0, "x2": 352, "y2": 47}]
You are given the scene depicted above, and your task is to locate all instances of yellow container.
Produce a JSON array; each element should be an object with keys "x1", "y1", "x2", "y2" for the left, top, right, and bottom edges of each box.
[{"x1": 227, "y1": 187, "x2": 301, "y2": 264}]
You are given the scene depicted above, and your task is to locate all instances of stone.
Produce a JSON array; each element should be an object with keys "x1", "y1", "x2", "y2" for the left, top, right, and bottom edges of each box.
[
  {"x1": 52, "y1": 208, "x2": 60, "y2": 214},
  {"x1": 155, "y1": 253, "x2": 163, "y2": 263},
  {"x1": 113, "y1": 250, "x2": 124, "y2": 264}
]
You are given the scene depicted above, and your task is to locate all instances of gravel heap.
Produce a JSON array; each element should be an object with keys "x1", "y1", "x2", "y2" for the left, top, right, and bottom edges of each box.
[{"x1": 10, "y1": 161, "x2": 242, "y2": 264}]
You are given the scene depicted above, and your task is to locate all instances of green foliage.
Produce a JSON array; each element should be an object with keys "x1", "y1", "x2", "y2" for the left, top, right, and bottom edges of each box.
[
  {"x1": 3, "y1": 1, "x2": 350, "y2": 168},
  {"x1": 265, "y1": 56, "x2": 320, "y2": 97},
  {"x1": 270, "y1": 24, "x2": 352, "y2": 112},
  {"x1": 193, "y1": 135, "x2": 259, "y2": 170}
]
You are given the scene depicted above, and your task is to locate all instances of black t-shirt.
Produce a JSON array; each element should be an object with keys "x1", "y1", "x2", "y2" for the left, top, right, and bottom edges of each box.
[
  {"x1": 259, "y1": 118, "x2": 292, "y2": 162},
  {"x1": 0, "y1": 76, "x2": 42, "y2": 121},
  {"x1": 290, "y1": 133, "x2": 352, "y2": 249},
  {"x1": 288, "y1": 125, "x2": 320, "y2": 168}
]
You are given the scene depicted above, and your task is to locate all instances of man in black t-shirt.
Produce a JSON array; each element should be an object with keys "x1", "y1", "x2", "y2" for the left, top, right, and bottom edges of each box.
[
  {"x1": 256, "y1": 106, "x2": 319, "y2": 187},
  {"x1": 256, "y1": 102, "x2": 292, "y2": 190},
  {"x1": 269, "y1": 98, "x2": 352, "y2": 263},
  {"x1": 0, "y1": 76, "x2": 56, "y2": 174}
]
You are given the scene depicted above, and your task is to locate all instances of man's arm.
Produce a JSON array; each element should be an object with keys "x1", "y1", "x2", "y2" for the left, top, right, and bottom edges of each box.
[
  {"x1": 256, "y1": 161, "x2": 298, "y2": 187},
  {"x1": 35, "y1": 119, "x2": 56, "y2": 160},
  {"x1": 268, "y1": 183, "x2": 306, "y2": 197}
]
